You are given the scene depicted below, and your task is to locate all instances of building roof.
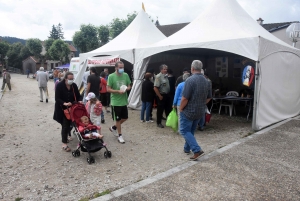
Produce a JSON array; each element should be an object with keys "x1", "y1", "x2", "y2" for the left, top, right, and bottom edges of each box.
[
  {"x1": 261, "y1": 21, "x2": 299, "y2": 32},
  {"x1": 156, "y1": 21, "x2": 300, "y2": 37},
  {"x1": 157, "y1": 23, "x2": 189, "y2": 37},
  {"x1": 68, "y1": 44, "x2": 77, "y2": 52}
]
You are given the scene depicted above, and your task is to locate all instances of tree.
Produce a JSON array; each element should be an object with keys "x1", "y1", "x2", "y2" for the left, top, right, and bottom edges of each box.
[
  {"x1": 73, "y1": 24, "x2": 99, "y2": 53},
  {"x1": 109, "y1": 11, "x2": 137, "y2": 39},
  {"x1": 0, "y1": 41, "x2": 10, "y2": 65},
  {"x1": 48, "y1": 40, "x2": 70, "y2": 64},
  {"x1": 44, "y1": 38, "x2": 55, "y2": 51},
  {"x1": 56, "y1": 23, "x2": 64, "y2": 40},
  {"x1": 110, "y1": 18, "x2": 126, "y2": 39},
  {"x1": 6, "y1": 42, "x2": 23, "y2": 69},
  {"x1": 98, "y1": 25, "x2": 110, "y2": 46},
  {"x1": 19, "y1": 46, "x2": 31, "y2": 60},
  {"x1": 49, "y1": 23, "x2": 64, "y2": 39},
  {"x1": 26, "y1": 38, "x2": 42, "y2": 58},
  {"x1": 49, "y1": 25, "x2": 59, "y2": 40},
  {"x1": 126, "y1": 11, "x2": 137, "y2": 26}
]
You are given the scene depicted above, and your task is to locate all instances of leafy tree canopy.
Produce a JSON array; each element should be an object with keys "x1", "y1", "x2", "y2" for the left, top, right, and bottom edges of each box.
[
  {"x1": 0, "y1": 41, "x2": 10, "y2": 58},
  {"x1": 26, "y1": 38, "x2": 42, "y2": 58},
  {"x1": 98, "y1": 25, "x2": 110, "y2": 46},
  {"x1": 73, "y1": 24, "x2": 99, "y2": 53},
  {"x1": 7, "y1": 42, "x2": 23, "y2": 69},
  {"x1": 48, "y1": 39, "x2": 70, "y2": 64}
]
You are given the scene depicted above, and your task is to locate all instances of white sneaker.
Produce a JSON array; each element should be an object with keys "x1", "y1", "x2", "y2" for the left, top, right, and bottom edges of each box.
[
  {"x1": 109, "y1": 126, "x2": 118, "y2": 137},
  {"x1": 146, "y1": 120, "x2": 154, "y2": 123},
  {"x1": 140, "y1": 120, "x2": 145, "y2": 123},
  {"x1": 118, "y1": 135, "x2": 125, "y2": 143}
]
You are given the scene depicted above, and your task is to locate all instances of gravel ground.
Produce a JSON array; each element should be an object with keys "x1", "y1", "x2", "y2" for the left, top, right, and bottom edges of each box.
[{"x1": 0, "y1": 74, "x2": 252, "y2": 201}]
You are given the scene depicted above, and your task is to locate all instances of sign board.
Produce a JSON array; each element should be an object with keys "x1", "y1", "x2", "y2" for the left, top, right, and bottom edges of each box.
[{"x1": 87, "y1": 56, "x2": 120, "y2": 67}]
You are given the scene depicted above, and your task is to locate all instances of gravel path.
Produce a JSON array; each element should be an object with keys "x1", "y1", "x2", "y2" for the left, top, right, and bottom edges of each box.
[{"x1": 0, "y1": 74, "x2": 252, "y2": 201}]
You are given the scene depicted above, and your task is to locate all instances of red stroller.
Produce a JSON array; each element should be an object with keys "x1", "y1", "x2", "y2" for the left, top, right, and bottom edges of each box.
[{"x1": 68, "y1": 103, "x2": 112, "y2": 164}]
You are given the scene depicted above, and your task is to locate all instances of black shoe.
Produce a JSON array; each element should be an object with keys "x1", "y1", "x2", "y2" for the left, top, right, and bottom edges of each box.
[
  {"x1": 40, "y1": 100, "x2": 43, "y2": 102},
  {"x1": 157, "y1": 124, "x2": 164, "y2": 128},
  {"x1": 184, "y1": 150, "x2": 191, "y2": 155},
  {"x1": 101, "y1": 119, "x2": 105, "y2": 123},
  {"x1": 46, "y1": 99, "x2": 48, "y2": 103},
  {"x1": 162, "y1": 117, "x2": 166, "y2": 120},
  {"x1": 198, "y1": 127, "x2": 204, "y2": 131}
]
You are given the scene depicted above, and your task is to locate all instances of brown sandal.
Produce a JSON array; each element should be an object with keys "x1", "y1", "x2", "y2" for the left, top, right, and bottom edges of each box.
[{"x1": 62, "y1": 146, "x2": 71, "y2": 152}]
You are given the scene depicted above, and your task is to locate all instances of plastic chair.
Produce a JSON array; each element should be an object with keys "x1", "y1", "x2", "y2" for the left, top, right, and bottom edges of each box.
[{"x1": 219, "y1": 91, "x2": 239, "y2": 116}]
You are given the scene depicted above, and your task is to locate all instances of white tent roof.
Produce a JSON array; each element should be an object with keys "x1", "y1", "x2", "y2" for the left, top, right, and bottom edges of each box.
[
  {"x1": 135, "y1": 0, "x2": 295, "y2": 62},
  {"x1": 80, "y1": 9, "x2": 166, "y2": 64}
]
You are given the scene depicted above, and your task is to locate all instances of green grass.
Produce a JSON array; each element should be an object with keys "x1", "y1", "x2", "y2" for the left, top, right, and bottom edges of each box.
[{"x1": 79, "y1": 190, "x2": 110, "y2": 201}]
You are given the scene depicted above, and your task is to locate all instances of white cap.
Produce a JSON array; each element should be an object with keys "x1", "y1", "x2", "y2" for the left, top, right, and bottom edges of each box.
[{"x1": 85, "y1": 92, "x2": 96, "y2": 100}]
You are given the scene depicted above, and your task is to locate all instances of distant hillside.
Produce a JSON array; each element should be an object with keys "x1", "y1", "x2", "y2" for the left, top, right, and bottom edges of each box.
[{"x1": 0, "y1": 36, "x2": 26, "y2": 45}]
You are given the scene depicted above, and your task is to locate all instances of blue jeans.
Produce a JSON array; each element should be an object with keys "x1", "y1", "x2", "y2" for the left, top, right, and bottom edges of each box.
[
  {"x1": 179, "y1": 112, "x2": 202, "y2": 153},
  {"x1": 198, "y1": 113, "x2": 205, "y2": 129},
  {"x1": 54, "y1": 78, "x2": 59, "y2": 83},
  {"x1": 140, "y1": 102, "x2": 152, "y2": 121}
]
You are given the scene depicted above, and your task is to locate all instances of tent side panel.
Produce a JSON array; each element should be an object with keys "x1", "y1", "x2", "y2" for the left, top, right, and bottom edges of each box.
[
  {"x1": 128, "y1": 57, "x2": 151, "y2": 110},
  {"x1": 255, "y1": 52, "x2": 300, "y2": 130}
]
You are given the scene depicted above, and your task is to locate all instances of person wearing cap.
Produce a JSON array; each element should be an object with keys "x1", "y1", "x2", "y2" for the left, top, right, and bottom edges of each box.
[
  {"x1": 53, "y1": 72, "x2": 82, "y2": 152},
  {"x1": 36, "y1": 67, "x2": 49, "y2": 102},
  {"x1": 85, "y1": 92, "x2": 102, "y2": 127},
  {"x1": 107, "y1": 61, "x2": 131, "y2": 144},
  {"x1": 1, "y1": 68, "x2": 11, "y2": 91}
]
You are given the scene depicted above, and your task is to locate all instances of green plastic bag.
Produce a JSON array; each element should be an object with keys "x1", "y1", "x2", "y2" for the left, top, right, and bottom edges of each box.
[{"x1": 166, "y1": 108, "x2": 178, "y2": 132}]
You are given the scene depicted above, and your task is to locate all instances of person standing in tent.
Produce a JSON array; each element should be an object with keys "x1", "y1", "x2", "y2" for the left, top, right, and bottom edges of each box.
[
  {"x1": 104, "y1": 68, "x2": 111, "y2": 107},
  {"x1": 36, "y1": 67, "x2": 49, "y2": 103},
  {"x1": 100, "y1": 71, "x2": 110, "y2": 114},
  {"x1": 82, "y1": 67, "x2": 90, "y2": 104},
  {"x1": 179, "y1": 60, "x2": 211, "y2": 160},
  {"x1": 153, "y1": 64, "x2": 171, "y2": 128},
  {"x1": 198, "y1": 69, "x2": 212, "y2": 131},
  {"x1": 175, "y1": 68, "x2": 190, "y2": 87},
  {"x1": 85, "y1": 67, "x2": 100, "y2": 101},
  {"x1": 107, "y1": 61, "x2": 131, "y2": 144}
]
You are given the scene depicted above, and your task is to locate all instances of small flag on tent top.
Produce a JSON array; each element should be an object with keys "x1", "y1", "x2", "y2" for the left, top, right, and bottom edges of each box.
[
  {"x1": 242, "y1": 65, "x2": 254, "y2": 87},
  {"x1": 142, "y1": 3, "x2": 146, "y2": 11}
]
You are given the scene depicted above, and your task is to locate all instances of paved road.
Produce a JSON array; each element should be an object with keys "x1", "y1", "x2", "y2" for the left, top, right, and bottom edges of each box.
[{"x1": 94, "y1": 117, "x2": 300, "y2": 201}]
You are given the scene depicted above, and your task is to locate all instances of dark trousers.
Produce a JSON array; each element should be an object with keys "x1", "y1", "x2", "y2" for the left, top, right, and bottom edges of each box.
[
  {"x1": 61, "y1": 116, "x2": 72, "y2": 143},
  {"x1": 107, "y1": 92, "x2": 111, "y2": 106},
  {"x1": 156, "y1": 94, "x2": 172, "y2": 124}
]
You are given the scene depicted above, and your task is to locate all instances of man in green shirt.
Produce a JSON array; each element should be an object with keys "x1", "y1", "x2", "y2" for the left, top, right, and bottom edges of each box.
[{"x1": 107, "y1": 61, "x2": 131, "y2": 143}]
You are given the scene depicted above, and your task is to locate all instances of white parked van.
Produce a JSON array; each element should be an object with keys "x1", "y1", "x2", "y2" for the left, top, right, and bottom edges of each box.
[{"x1": 69, "y1": 57, "x2": 81, "y2": 79}]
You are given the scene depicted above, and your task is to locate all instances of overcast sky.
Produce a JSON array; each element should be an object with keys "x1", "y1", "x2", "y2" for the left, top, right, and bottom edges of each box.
[{"x1": 0, "y1": 0, "x2": 299, "y2": 41}]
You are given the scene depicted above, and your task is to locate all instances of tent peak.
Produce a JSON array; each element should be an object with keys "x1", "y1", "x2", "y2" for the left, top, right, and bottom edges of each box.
[{"x1": 142, "y1": 3, "x2": 145, "y2": 12}]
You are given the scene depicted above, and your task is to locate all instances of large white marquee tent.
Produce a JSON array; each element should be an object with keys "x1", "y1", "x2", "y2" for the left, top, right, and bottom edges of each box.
[
  {"x1": 128, "y1": 0, "x2": 300, "y2": 130},
  {"x1": 74, "y1": 9, "x2": 166, "y2": 87}
]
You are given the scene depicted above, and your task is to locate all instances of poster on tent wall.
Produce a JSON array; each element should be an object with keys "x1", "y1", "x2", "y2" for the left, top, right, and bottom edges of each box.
[
  {"x1": 87, "y1": 56, "x2": 120, "y2": 67},
  {"x1": 215, "y1": 57, "x2": 228, "y2": 77},
  {"x1": 242, "y1": 65, "x2": 255, "y2": 87}
]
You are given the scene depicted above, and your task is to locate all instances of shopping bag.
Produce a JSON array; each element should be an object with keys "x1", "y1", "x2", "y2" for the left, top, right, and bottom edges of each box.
[
  {"x1": 166, "y1": 109, "x2": 178, "y2": 132},
  {"x1": 205, "y1": 106, "x2": 211, "y2": 123}
]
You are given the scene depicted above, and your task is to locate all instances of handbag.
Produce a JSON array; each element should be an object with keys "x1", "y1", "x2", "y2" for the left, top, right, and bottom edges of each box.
[
  {"x1": 63, "y1": 86, "x2": 77, "y2": 120},
  {"x1": 166, "y1": 108, "x2": 178, "y2": 132}
]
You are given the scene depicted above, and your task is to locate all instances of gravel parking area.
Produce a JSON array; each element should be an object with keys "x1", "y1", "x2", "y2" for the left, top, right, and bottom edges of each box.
[{"x1": 0, "y1": 74, "x2": 252, "y2": 201}]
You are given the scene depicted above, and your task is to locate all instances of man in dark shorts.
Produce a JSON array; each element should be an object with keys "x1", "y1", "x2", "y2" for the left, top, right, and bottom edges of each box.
[{"x1": 107, "y1": 61, "x2": 131, "y2": 143}]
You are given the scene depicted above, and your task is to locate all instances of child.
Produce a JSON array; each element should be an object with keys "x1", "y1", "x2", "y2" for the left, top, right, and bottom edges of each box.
[
  {"x1": 85, "y1": 92, "x2": 103, "y2": 126},
  {"x1": 78, "y1": 116, "x2": 103, "y2": 139}
]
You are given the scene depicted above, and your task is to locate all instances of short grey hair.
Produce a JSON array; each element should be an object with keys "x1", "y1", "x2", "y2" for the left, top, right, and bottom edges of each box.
[
  {"x1": 191, "y1": 60, "x2": 203, "y2": 71},
  {"x1": 183, "y1": 73, "x2": 190, "y2": 81},
  {"x1": 39, "y1": 67, "x2": 44, "y2": 71},
  {"x1": 159, "y1": 64, "x2": 168, "y2": 70}
]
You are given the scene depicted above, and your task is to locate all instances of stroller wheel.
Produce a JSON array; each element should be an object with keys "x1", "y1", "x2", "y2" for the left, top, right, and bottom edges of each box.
[
  {"x1": 72, "y1": 151, "x2": 76, "y2": 157},
  {"x1": 87, "y1": 157, "x2": 92, "y2": 164},
  {"x1": 91, "y1": 157, "x2": 95, "y2": 163},
  {"x1": 104, "y1": 151, "x2": 108, "y2": 158},
  {"x1": 75, "y1": 150, "x2": 80, "y2": 157},
  {"x1": 107, "y1": 151, "x2": 112, "y2": 158}
]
